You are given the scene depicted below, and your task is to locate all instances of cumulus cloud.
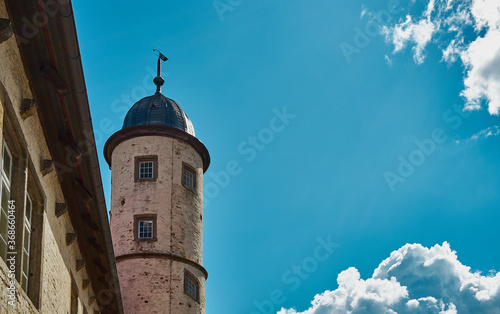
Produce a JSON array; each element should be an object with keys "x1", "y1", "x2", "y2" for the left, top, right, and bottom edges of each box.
[
  {"x1": 460, "y1": 29, "x2": 500, "y2": 113},
  {"x1": 278, "y1": 242, "x2": 500, "y2": 314},
  {"x1": 379, "y1": 0, "x2": 500, "y2": 114}
]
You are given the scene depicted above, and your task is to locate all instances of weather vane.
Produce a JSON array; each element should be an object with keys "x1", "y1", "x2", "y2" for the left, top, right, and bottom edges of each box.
[
  {"x1": 153, "y1": 48, "x2": 168, "y2": 62},
  {"x1": 152, "y1": 49, "x2": 168, "y2": 93}
]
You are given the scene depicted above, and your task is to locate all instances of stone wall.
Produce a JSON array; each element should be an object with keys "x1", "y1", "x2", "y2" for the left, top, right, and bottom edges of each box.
[{"x1": 111, "y1": 135, "x2": 205, "y2": 313}]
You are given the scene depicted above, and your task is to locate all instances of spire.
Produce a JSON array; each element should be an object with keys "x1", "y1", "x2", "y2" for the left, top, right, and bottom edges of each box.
[{"x1": 152, "y1": 49, "x2": 168, "y2": 94}]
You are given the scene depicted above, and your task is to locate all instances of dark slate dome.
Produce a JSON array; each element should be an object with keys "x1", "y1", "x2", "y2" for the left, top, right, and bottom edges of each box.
[{"x1": 122, "y1": 92, "x2": 195, "y2": 136}]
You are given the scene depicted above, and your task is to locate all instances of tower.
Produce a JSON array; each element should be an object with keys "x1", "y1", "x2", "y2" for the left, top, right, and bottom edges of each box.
[{"x1": 104, "y1": 54, "x2": 210, "y2": 314}]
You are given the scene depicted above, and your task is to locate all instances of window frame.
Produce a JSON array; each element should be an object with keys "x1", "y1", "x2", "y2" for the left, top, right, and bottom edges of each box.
[
  {"x1": 1, "y1": 139, "x2": 12, "y2": 185},
  {"x1": 0, "y1": 140, "x2": 12, "y2": 262},
  {"x1": 134, "y1": 155, "x2": 158, "y2": 182},
  {"x1": 184, "y1": 269, "x2": 200, "y2": 303},
  {"x1": 21, "y1": 192, "x2": 32, "y2": 292},
  {"x1": 133, "y1": 214, "x2": 157, "y2": 242},
  {"x1": 23, "y1": 166, "x2": 44, "y2": 309},
  {"x1": 138, "y1": 220, "x2": 153, "y2": 239},
  {"x1": 182, "y1": 163, "x2": 196, "y2": 191},
  {"x1": 1, "y1": 83, "x2": 44, "y2": 310},
  {"x1": 138, "y1": 160, "x2": 154, "y2": 180}
]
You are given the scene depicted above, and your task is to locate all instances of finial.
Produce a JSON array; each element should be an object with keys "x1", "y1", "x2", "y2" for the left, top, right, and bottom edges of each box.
[{"x1": 152, "y1": 49, "x2": 168, "y2": 94}]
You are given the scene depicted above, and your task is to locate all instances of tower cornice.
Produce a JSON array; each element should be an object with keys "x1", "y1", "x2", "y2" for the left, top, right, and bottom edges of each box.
[
  {"x1": 115, "y1": 252, "x2": 208, "y2": 279},
  {"x1": 104, "y1": 124, "x2": 210, "y2": 172}
]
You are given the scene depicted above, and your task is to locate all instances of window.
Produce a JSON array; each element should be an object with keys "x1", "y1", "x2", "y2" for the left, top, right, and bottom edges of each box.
[
  {"x1": 0, "y1": 141, "x2": 12, "y2": 261},
  {"x1": 133, "y1": 214, "x2": 157, "y2": 241},
  {"x1": 182, "y1": 164, "x2": 195, "y2": 190},
  {"x1": 184, "y1": 270, "x2": 200, "y2": 303},
  {"x1": 2, "y1": 140, "x2": 11, "y2": 182},
  {"x1": 139, "y1": 161, "x2": 153, "y2": 179},
  {"x1": 23, "y1": 170, "x2": 44, "y2": 309},
  {"x1": 134, "y1": 156, "x2": 158, "y2": 182},
  {"x1": 138, "y1": 220, "x2": 153, "y2": 239},
  {"x1": 21, "y1": 193, "x2": 32, "y2": 292},
  {"x1": 1, "y1": 89, "x2": 43, "y2": 309}
]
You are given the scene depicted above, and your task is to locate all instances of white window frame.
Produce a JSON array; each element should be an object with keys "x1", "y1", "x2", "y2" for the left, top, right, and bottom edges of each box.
[
  {"x1": 21, "y1": 192, "x2": 32, "y2": 292},
  {"x1": 138, "y1": 219, "x2": 153, "y2": 239},
  {"x1": 138, "y1": 161, "x2": 154, "y2": 180},
  {"x1": 1, "y1": 139, "x2": 12, "y2": 185}
]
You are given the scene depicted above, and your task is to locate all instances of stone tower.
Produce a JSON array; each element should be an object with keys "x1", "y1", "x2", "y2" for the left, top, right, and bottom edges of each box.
[{"x1": 104, "y1": 55, "x2": 210, "y2": 314}]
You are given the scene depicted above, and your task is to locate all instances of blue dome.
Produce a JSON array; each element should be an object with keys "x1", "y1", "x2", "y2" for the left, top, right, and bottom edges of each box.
[{"x1": 122, "y1": 92, "x2": 195, "y2": 136}]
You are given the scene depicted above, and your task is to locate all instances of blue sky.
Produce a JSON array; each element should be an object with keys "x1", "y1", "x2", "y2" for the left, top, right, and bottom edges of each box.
[{"x1": 72, "y1": 0, "x2": 500, "y2": 313}]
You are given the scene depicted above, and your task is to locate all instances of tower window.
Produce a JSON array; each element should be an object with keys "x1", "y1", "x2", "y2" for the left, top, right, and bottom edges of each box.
[
  {"x1": 134, "y1": 155, "x2": 158, "y2": 182},
  {"x1": 138, "y1": 220, "x2": 153, "y2": 238},
  {"x1": 134, "y1": 214, "x2": 157, "y2": 241},
  {"x1": 184, "y1": 270, "x2": 200, "y2": 303},
  {"x1": 182, "y1": 164, "x2": 195, "y2": 190},
  {"x1": 139, "y1": 161, "x2": 153, "y2": 179}
]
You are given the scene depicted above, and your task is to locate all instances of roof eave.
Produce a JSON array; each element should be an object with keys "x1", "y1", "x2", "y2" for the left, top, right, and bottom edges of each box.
[{"x1": 4, "y1": 1, "x2": 123, "y2": 313}]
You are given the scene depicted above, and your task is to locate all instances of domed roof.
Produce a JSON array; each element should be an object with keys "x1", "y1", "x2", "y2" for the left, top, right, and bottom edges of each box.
[{"x1": 122, "y1": 92, "x2": 195, "y2": 136}]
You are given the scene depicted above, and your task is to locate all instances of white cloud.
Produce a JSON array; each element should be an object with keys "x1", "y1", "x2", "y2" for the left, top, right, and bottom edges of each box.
[
  {"x1": 361, "y1": 5, "x2": 368, "y2": 19},
  {"x1": 379, "y1": 0, "x2": 500, "y2": 114},
  {"x1": 460, "y1": 29, "x2": 500, "y2": 114},
  {"x1": 470, "y1": 0, "x2": 500, "y2": 31},
  {"x1": 385, "y1": 54, "x2": 393, "y2": 66},
  {"x1": 455, "y1": 125, "x2": 500, "y2": 143},
  {"x1": 445, "y1": 0, "x2": 454, "y2": 11},
  {"x1": 384, "y1": 16, "x2": 436, "y2": 64},
  {"x1": 442, "y1": 39, "x2": 463, "y2": 63},
  {"x1": 465, "y1": 125, "x2": 500, "y2": 142},
  {"x1": 278, "y1": 242, "x2": 500, "y2": 314},
  {"x1": 425, "y1": 0, "x2": 437, "y2": 18}
]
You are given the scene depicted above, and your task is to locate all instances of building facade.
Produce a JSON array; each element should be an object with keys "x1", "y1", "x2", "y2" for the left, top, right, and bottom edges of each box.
[
  {"x1": 0, "y1": 0, "x2": 123, "y2": 313},
  {"x1": 104, "y1": 59, "x2": 210, "y2": 314}
]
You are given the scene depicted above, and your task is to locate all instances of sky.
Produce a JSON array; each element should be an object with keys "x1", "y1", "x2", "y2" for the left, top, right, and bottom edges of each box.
[{"x1": 71, "y1": 0, "x2": 500, "y2": 313}]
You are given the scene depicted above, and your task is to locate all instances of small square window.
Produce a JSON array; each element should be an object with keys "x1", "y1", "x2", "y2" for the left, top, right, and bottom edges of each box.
[
  {"x1": 134, "y1": 214, "x2": 157, "y2": 241},
  {"x1": 139, "y1": 161, "x2": 153, "y2": 179},
  {"x1": 138, "y1": 220, "x2": 153, "y2": 239},
  {"x1": 182, "y1": 165, "x2": 195, "y2": 190},
  {"x1": 184, "y1": 270, "x2": 199, "y2": 303},
  {"x1": 134, "y1": 156, "x2": 158, "y2": 182}
]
